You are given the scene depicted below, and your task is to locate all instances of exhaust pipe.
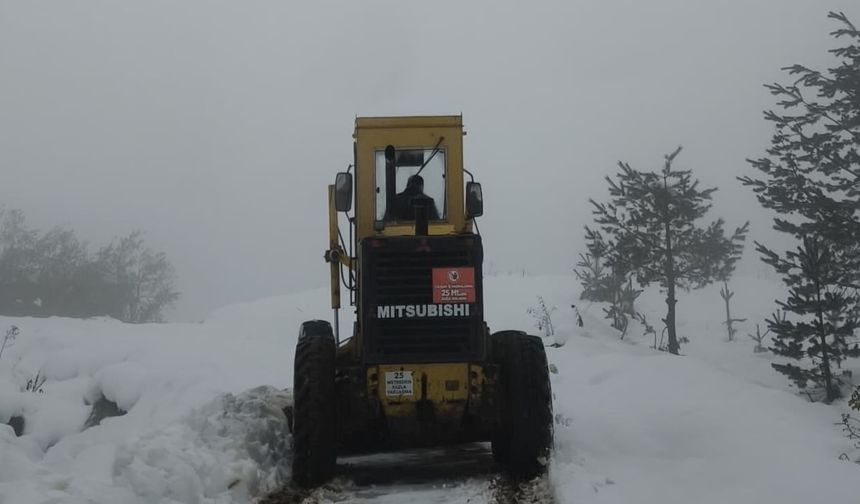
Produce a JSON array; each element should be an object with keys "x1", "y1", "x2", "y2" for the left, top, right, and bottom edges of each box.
[{"x1": 413, "y1": 199, "x2": 429, "y2": 236}]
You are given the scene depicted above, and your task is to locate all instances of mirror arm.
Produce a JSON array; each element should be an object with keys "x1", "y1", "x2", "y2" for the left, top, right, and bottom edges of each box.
[{"x1": 463, "y1": 168, "x2": 475, "y2": 183}]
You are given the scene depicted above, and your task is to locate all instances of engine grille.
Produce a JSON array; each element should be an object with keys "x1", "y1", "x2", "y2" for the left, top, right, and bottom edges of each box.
[
  {"x1": 375, "y1": 249, "x2": 470, "y2": 304},
  {"x1": 361, "y1": 236, "x2": 482, "y2": 362}
]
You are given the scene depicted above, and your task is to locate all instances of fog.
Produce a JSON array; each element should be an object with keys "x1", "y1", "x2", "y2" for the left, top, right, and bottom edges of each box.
[{"x1": 1, "y1": 0, "x2": 856, "y2": 321}]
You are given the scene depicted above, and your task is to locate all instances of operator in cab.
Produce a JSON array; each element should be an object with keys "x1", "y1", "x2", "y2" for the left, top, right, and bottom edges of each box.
[{"x1": 390, "y1": 175, "x2": 440, "y2": 221}]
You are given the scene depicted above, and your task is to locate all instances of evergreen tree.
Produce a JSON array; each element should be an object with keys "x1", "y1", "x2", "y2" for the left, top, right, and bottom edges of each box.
[
  {"x1": 739, "y1": 12, "x2": 860, "y2": 401},
  {"x1": 739, "y1": 11, "x2": 860, "y2": 252},
  {"x1": 574, "y1": 228, "x2": 641, "y2": 335},
  {"x1": 591, "y1": 147, "x2": 748, "y2": 354},
  {"x1": 574, "y1": 227, "x2": 612, "y2": 303},
  {"x1": 760, "y1": 238, "x2": 859, "y2": 401}
]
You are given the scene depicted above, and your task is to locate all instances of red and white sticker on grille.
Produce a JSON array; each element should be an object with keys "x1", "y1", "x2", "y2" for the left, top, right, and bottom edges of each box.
[{"x1": 432, "y1": 267, "x2": 476, "y2": 304}]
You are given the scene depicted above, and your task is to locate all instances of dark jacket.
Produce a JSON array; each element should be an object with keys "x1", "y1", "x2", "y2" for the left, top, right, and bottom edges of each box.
[{"x1": 389, "y1": 175, "x2": 440, "y2": 221}]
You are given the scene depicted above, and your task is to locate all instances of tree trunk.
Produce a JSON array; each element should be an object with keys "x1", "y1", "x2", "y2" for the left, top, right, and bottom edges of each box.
[
  {"x1": 666, "y1": 277, "x2": 679, "y2": 354},
  {"x1": 722, "y1": 283, "x2": 734, "y2": 341},
  {"x1": 663, "y1": 191, "x2": 679, "y2": 355},
  {"x1": 815, "y1": 283, "x2": 836, "y2": 402}
]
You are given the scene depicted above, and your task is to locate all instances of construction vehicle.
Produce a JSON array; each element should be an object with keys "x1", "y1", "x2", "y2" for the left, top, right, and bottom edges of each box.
[{"x1": 291, "y1": 115, "x2": 553, "y2": 488}]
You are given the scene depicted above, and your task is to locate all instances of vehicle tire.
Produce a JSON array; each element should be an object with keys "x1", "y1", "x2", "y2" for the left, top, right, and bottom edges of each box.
[
  {"x1": 492, "y1": 330, "x2": 553, "y2": 479},
  {"x1": 490, "y1": 331, "x2": 516, "y2": 464},
  {"x1": 291, "y1": 320, "x2": 337, "y2": 488}
]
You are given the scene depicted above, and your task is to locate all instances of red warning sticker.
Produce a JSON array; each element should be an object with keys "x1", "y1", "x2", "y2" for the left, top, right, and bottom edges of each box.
[{"x1": 432, "y1": 267, "x2": 476, "y2": 304}]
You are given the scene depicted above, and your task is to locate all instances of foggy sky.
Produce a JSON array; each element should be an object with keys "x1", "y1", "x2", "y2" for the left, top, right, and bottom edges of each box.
[{"x1": 1, "y1": 0, "x2": 857, "y2": 321}]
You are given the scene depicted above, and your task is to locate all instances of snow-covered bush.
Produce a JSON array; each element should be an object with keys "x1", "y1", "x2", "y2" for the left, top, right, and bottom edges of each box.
[
  {"x1": 24, "y1": 371, "x2": 45, "y2": 394},
  {"x1": 850, "y1": 387, "x2": 860, "y2": 412},
  {"x1": 719, "y1": 283, "x2": 746, "y2": 342},
  {"x1": 838, "y1": 413, "x2": 860, "y2": 463},
  {"x1": 748, "y1": 323, "x2": 771, "y2": 353},
  {"x1": 527, "y1": 296, "x2": 556, "y2": 341},
  {"x1": 0, "y1": 325, "x2": 18, "y2": 360}
]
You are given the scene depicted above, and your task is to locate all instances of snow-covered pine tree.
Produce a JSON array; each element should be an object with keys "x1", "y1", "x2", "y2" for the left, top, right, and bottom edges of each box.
[
  {"x1": 602, "y1": 278, "x2": 641, "y2": 337},
  {"x1": 574, "y1": 227, "x2": 612, "y2": 302},
  {"x1": 591, "y1": 147, "x2": 748, "y2": 354},
  {"x1": 574, "y1": 227, "x2": 641, "y2": 335},
  {"x1": 760, "y1": 238, "x2": 860, "y2": 401},
  {"x1": 739, "y1": 11, "x2": 860, "y2": 402}
]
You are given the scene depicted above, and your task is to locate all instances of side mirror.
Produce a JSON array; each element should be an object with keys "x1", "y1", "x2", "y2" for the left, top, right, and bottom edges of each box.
[
  {"x1": 466, "y1": 181, "x2": 483, "y2": 219},
  {"x1": 334, "y1": 172, "x2": 353, "y2": 212}
]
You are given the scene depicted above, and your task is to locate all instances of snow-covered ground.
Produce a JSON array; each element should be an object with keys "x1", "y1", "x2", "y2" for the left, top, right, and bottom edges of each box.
[{"x1": 2, "y1": 274, "x2": 860, "y2": 503}]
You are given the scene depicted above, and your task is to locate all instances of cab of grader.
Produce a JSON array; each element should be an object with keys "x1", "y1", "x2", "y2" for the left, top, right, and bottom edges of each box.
[{"x1": 291, "y1": 115, "x2": 553, "y2": 488}]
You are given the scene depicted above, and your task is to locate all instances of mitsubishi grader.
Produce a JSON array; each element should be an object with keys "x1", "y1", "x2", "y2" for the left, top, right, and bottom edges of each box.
[{"x1": 291, "y1": 115, "x2": 553, "y2": 488}]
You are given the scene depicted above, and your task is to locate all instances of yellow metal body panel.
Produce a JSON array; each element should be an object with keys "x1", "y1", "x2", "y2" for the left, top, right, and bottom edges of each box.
[
  {"x1": 367, "y1": 363, "x2": 484, "y2": 421},
  {"x1": 327, "y1": 185, "x2": 340, "y2": 310},
  {"x1": 353, "y1": 115, "x2": 467, "y2": 241}
]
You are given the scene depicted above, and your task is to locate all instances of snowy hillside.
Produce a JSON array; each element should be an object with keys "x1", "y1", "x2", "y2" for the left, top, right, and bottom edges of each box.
[{"x1": 2, "y1": 275, "x2": 860, "y2": 503}]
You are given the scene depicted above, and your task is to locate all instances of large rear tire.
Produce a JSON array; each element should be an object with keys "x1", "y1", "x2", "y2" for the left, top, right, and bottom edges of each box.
[
  {"x1": 291, "y1": 320, "x2": 337, "y2": 488},
  {"x1": 490, "y1": 331, "x2": 515, "y2": 465},
  {"x1": 491, "y1": 330, "x2": 553, "y2": 479}
]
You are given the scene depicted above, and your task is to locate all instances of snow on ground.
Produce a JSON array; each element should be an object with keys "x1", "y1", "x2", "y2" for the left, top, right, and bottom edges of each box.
[
  {"x1": 0, "y1": 288, "x2": 336, "y2": 504},
  {"x1": 1, "y1": 274, "x2": 860, "y2": 503},
  {"x1": 488, "y1": 274, "x2": 860, "y2": 503}
]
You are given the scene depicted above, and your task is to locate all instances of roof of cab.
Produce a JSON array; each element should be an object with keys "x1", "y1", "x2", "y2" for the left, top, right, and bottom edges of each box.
[{"x1": 354, "y1": 115, "x2": 463, "y2": 130}]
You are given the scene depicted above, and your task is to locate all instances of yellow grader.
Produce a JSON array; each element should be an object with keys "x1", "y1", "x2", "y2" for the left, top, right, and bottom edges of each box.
[{"x1": 291, "y1": 116, "x2": 553, "y2": 487}]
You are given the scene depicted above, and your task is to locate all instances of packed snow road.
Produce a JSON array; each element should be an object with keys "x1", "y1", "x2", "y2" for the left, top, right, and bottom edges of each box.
[{"x1": 262, "y1": 444, "x2": 554, "y2": 504}]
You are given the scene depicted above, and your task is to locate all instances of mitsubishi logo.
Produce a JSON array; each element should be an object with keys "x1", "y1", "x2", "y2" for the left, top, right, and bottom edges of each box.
[{"x1": 416, "y1": 238, "x2": 431, "y2": 253}]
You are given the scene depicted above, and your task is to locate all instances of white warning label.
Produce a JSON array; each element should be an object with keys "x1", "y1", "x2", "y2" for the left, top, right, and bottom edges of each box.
[{"x1": 385, "y1": 370, "x2": 414, "y2": 397}]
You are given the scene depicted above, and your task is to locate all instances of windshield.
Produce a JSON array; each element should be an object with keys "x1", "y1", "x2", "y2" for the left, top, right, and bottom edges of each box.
[{"x1": 375, "y1": 147, "x2": 446, "y2": 222}]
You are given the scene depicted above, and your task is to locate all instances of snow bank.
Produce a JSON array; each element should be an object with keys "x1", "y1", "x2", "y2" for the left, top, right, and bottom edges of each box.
[
  {"x1": 0, "y1": 288, "x2": 336, "y2": 504},
  {"x1": 1, "y1": 386, "x2": 291, "y2": 504},
  {"x1": 107, "y1": 386, "x2": 291, "y2": 503},
  {"x1": 543, "y1": 275, "x2": 860, "y2": 504}
]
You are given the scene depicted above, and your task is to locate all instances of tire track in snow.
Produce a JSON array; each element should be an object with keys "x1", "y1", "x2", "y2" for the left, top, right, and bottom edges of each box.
[{"x1": 261, "y1": 443, "x2": 555, "y2": 504}]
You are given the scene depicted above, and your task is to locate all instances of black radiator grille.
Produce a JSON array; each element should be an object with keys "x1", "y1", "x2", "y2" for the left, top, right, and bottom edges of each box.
[
  {"x1": 375, "y1": 249, "x2": 470, "y2": 304},
  {"x1": 367, "y1": 245, "x2": 476, "y2": 359}
]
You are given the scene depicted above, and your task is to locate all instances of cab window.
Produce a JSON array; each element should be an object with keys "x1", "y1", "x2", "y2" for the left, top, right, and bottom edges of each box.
[{"x1": 375, "y1": 147, "x2": 446, "y2": 222}]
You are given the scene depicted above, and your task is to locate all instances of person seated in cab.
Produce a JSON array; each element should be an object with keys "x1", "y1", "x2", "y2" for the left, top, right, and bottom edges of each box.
[{"x1": 390, "y1": 175, "x2": 440, "y2": 221}]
